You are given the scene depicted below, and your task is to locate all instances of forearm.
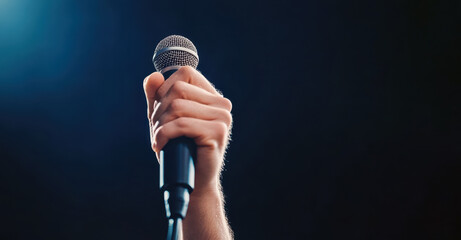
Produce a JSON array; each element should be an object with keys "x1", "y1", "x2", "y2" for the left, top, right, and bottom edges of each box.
[{"x1": 182, "y1": 185, "x2": 233, "y2": 240}]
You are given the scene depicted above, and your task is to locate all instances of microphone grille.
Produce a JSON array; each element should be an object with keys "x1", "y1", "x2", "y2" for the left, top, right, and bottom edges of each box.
[{"x1": 153, "y1": 35, "x2": 199, "y2": 72}]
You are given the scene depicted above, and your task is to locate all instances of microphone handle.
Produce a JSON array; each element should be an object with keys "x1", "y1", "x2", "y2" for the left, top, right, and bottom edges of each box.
[{"x1": 159, "y1": 69, "x2": 196, "y2": 220}]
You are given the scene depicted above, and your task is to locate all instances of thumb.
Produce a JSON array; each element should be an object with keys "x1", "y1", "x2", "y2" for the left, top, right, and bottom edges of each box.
[{"x1": 143, "y1": 72, "x2": 164, "y2": 118}]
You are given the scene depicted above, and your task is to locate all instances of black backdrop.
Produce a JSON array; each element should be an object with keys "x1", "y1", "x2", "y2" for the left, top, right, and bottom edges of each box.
[{"x1": 1, "y1": 0, "x2": 459, "y2": 239}]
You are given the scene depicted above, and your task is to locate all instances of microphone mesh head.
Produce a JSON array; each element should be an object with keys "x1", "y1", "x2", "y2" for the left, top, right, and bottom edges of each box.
[{"x1": 152, "y1": 35, "x2": 199, "y2": 72}]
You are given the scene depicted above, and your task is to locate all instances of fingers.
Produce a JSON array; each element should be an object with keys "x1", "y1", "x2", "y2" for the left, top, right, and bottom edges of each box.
[
  {"x1": 153, "y1": 98, "x2": 232, "y2": 130},
  {"x1": 152, "y1": 117, "x2": 229, "y2": 152},
  {"x1": 143, "y1": 66, "x2": 229, "y2": 119},
  {"x1": 143, "y1": 72, "x2": 164, "y2": 118},
  {"x1": 151, "y1": 81, "x2": 232, "y2": 123}
]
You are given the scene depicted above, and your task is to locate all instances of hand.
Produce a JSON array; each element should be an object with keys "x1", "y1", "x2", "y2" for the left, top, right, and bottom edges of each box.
[{"x1": 143, "y1": 66, "x2": 233, "y2": 193}]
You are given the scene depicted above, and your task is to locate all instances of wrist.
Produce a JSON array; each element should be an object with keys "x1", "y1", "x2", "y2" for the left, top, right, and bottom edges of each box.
[{"x1": 190, "y1": 182, "x2": 221, "y2": 201}]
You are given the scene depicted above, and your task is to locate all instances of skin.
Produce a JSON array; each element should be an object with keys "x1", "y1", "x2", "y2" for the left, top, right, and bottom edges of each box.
[{"x1": 143, "y1": 66, "x2": 233, "y2": 240}]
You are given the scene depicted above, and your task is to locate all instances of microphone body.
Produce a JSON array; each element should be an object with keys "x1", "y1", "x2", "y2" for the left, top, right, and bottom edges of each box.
[{"x1": 159, "y1": 70, "x2": 196, "y2": 220}]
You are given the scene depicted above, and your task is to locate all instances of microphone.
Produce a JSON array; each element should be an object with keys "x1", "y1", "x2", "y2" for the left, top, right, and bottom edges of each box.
[{"x1": 152, "y1": 35, "x2": 199, "y2": 240}]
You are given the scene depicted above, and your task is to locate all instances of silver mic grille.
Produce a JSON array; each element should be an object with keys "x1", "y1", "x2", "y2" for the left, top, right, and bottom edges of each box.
[{"x1": 152, "y1": 35, "x2": 199, "y2": 73}]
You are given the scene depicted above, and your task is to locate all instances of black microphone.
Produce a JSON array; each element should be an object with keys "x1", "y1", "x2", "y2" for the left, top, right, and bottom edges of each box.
[{"x1": 152, "y1": 35, "x2": 199, "y2": 240}]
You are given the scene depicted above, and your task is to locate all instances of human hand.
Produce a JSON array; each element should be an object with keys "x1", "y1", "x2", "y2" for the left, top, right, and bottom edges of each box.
[{"x1": 143, "y1": 66, "x2": 232, "y2": 193}]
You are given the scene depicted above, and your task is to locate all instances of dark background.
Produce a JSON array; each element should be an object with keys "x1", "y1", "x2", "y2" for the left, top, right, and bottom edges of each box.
[{"x1": 1, "y1": 0, "x2": 459, "y2": 239}]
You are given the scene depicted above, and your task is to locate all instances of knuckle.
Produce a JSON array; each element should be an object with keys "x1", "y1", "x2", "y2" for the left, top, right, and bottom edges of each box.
[
  {"x1": 175, "y1": 117, "x2": 189, "y2": 129},
  {"x1": 223, "y1": 111, "x2": 233, "y2": 126},
  {"x1": 213, "y1": 121, "x2": 228, "y2": 138},
  {"x1": 169, "y1": 99, "x2": 184, "y2": 113},
  {"x1": 218, "y1": 109, "x2": 232, "y2": 126},
  {"x1": 171, "y1": 81, "x2": 187, "y2": 98},
  {"x1": 220, "y1": 97, "x2": 233, "y2": 111},
  {"x1": 177, "y1": 65, "x2": 195, "y2": 75},
  {"x1": 208, "y1": 140, "x2": 219, "y2": 150}
]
